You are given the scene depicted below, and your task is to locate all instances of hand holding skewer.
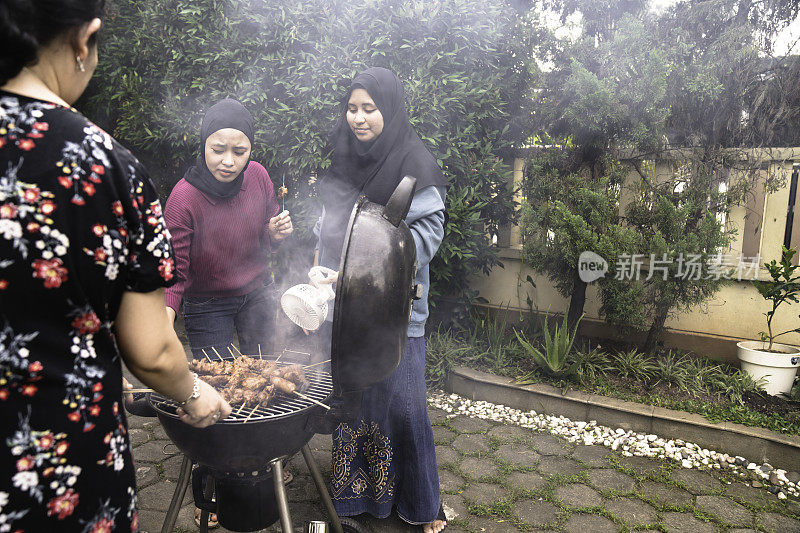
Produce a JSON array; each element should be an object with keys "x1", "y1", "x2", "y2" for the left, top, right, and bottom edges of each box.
[{"x1": 268, "y1": 210, "x2": 293, "y2": 242}]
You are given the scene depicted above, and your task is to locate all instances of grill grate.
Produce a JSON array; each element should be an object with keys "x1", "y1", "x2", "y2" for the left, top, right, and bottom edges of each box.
[{"x1": 149, "y1": 361, "x2": 333, "y2": 423}]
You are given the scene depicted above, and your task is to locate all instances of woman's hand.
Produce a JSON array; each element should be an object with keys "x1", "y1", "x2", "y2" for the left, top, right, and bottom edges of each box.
[
  {"x1": 269, "y1": 211, "x2": 293, "y2": 241},
  {"x1": 176, "y1": 379, "x2": 232, "y2": 428}
]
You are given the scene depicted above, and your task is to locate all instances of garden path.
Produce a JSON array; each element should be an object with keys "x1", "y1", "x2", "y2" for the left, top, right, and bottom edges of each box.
[{"x1": 129, "y1": 394, "x2": 800, "y2": 532}]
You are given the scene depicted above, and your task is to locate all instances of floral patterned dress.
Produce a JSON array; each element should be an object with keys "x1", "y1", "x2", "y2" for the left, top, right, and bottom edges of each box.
[{"x1": 0, "y1": 91, "x2": 175, "y2": 532}]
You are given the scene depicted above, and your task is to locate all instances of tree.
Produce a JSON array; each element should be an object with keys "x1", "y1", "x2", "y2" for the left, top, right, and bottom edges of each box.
[{"x1": 81, "y1": 0, "x2": 537, "y2": 307}]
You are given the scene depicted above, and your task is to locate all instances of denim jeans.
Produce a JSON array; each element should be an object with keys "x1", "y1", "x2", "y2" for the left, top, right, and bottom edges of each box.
[{"x1": 183, "y1": 280, "x2": 277, "y2": 359}]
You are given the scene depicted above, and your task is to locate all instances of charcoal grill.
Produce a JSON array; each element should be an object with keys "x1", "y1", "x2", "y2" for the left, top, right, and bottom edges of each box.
[{"x1": 146, "y1": 177, "x2": 420, "y2": 533}]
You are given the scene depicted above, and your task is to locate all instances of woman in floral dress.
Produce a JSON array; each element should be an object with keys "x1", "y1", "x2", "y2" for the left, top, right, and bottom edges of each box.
[{"x1": 0, "y1": 1, "x2": 230, "y2": 531}]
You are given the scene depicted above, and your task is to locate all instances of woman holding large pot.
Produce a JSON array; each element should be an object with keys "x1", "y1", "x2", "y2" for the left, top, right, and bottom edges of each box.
[
  {"x1": 316, "y1": 67, "x2": 448, "y2": 533},
  {"x1": 0, "y1": 1, "x2": 231, "y2": 530}
]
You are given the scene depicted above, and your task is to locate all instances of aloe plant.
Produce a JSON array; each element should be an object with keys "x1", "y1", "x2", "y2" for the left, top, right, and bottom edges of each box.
[{"x1": 515, "y1": 314, "x2": 583, "y2": 380}]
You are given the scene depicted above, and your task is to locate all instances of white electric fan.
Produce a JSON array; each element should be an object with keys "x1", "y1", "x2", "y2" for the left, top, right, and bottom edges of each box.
[{"x1": 280, "y1": 266, "x2": 338, "y2": 331}]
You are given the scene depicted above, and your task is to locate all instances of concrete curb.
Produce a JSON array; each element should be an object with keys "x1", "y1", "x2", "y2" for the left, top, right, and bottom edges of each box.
[{"x1": 446, "y1": 366, "x2": 800, "y2": 472}]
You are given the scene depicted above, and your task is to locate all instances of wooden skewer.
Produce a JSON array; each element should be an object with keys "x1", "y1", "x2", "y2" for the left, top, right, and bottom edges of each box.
[
  {"x1": 227, "y1": 346, "x2": 236, "y2": 359},
  {"x1": 125, "y1": 388, "x2": 154, "y2": 394},
  {"x1": 212, "y1": 347, "x2": 227, "y2": 360},
  {"x1": 232, "y1": 345, "x2": 245, "y2": 358},
  {"x1": 201, "y1": 350, "x2": 213, "y2": 362},
  {"x1": 244, "y1": 403, "x2": 261, "y2": 422},
  {"x1": 293, "y1": 391, "x2": 329, "y2": 410},
  {"x1": 258, "y1": 344, "x2": 262, "y2": 359},
  {"x1": 281, "y1": 172, "x2": 285, "y2": 212},
  {"x1": 236, "y1": 402, "x2": 248, "y2": 415},
  {"x1": 275, "y1": 350, "x2": 283, "y2": 363},
  {"x1": 303, "y1": 359, "x2": 330, "y2": 369}
]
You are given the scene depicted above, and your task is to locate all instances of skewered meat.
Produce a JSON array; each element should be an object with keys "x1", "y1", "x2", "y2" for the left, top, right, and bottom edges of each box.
[
  {"x1": 270, "y1": 375, "x2": 296, "y2": 394},
  {"x1": 188, "y1": 357, "x2": 309, "y2": 409}
]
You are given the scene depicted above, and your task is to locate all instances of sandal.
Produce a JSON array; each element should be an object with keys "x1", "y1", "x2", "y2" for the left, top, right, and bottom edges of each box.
[
  {"x1": 424, "y1": 504, "x2": 447, "y2": 532},
  {"x1": 194, "y1": 506, "x2": 219, "y2": 529}
]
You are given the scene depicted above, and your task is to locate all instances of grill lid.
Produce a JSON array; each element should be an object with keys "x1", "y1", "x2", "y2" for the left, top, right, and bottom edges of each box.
[{"x1": 331, "y1": 176, "x2": 418, "y2": 394}]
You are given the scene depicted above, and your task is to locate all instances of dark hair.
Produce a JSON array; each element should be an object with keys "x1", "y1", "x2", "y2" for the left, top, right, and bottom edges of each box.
[{"x1": 0, "y1": 0, "x2": 105, "y2": 85}]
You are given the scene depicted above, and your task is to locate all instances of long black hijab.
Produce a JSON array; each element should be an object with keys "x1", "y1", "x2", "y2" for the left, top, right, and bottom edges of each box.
[
  {"x1": 184, "y1": 99, "x2": 255, "y2": 199},
  {"x1": 319, "y1": 67, "x2": 446, "y2": 259}
]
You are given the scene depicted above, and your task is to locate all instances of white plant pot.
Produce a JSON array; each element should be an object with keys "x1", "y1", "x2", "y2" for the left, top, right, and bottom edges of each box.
[{"x1": 736, "y1": 341, "x2": 800, "y2": 396}]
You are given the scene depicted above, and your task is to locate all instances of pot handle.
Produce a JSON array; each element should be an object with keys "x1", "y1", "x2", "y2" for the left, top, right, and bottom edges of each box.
[
  {"x1": 382, "y1": 176, "x2": 417, "y2": 227},
  {"x1": 191, "y1": 465, "x2": 217, "y2": 512}
]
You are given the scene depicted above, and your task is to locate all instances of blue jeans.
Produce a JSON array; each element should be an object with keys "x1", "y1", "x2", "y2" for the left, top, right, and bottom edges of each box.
[{"x1": 183, "y1": 281, "x2": 277, "y2": 359}]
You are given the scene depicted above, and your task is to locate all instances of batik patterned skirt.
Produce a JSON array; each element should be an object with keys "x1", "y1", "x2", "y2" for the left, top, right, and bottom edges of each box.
[{"x1": 331, "y1": 336, "x2": 440, "y2": 524}]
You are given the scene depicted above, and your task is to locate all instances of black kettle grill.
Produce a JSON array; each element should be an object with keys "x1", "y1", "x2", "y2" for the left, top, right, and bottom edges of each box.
[{"x1": 144, "y1": 177, "x2": 420, "y2": 533}]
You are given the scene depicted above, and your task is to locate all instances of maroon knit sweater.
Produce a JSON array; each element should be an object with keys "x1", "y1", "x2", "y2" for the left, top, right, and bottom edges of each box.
[{"x1": 164, "y1": 161, "x2": 280, "y2": 312}]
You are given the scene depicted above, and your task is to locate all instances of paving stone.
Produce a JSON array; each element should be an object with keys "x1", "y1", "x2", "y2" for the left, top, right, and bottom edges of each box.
[
  {"x1": 439, "y1": 469, "x2": 466, "y2": 492},
  {"x1": 432, "y1": 425, "x2": 457, "y2": 444},
  {"x1": 429, "y1": 407, "x2": 449, "y2": 424},
  {"x1": 442, "y1": 493, "x2": 469, "y2": 521},
  {"x1": 311, "y1": 449, "x2": 331, "y2": 475},
  {"x1": 638, "y1": 481, "x2": 694, "y2": 509},
  {"x1": 151, "y1": 423, "x2": 168, "y2": 441},
  {"x1": 695, "y1": 495, "x2": 753, "y2": 527},
  {"x1": 307, "y1": 433, "x2": 332, "y2": 452},
  {"x1": 134, "y1": 440, "x2": 179, "y2": 463},
  {"x1": 758, "y1": 511, "x2": 800, "y2": 532},
  {"x1": 142, "y1": 420, "x2": 160, "y2": 432},
  {"x1": 669, "y1": 468, "x2": 724, "y2": 494},
  {"x1": 127, "y1": 415, "x2": 147, "y2": 430},
  {"x1": 561, "y1": 513, "x2": 618, "y2": 532},
  {"x1": 488, "y1": 425, "x2": 533, "y2": 443},
  {"x1": 136, "y1": 508, "x2": 167, "y2": 533},
  {"x1": 286, "y1": 474, "x2": 320, "y2": 502},
  {"x1": 605, "y1": 497, "x2": 658, "y2": 526},
  {"x1": 459, "y1": 456, "x2": 500, "y2": 480},
  {"x1": 588, "y1": 469, "x2": 637, "y2": 493},
  {"x1": 467, "y1": 516, "x2": 520, "y2": 532},
  {"x1": 537, "y1": 456, "x2": 585, "y2": 478},
  {"x1": 553, "y1": 483, "x2": 603, "y2": 508},
  {"x1": 461, "y1": 483, "x2": 511, "y2": 506},
  {"x1": 618, "y1": 455, "x2": 667, "y2": 478},
  {"x1": 161, "y1": 454, "x2": 190, "y2": 482},
  {"x1": 723, "y1": 481, "x2": 774, "y2": 507},
  {"x1": 728, "y1": 529, "x2": 758, "y2": 533},
  {"x1": 529, "y1": 434, "x2": 571, "y2": 456},
  {"x1": 450, "y1": 416, "x2": 491, "y2": 434},
  {"x1": 452, "y1": 434, "x2": 491, "y2": 455},
  {"x1": 495, "y1": 444, "x2": 539, "y2": 467},
  {"x1": 137, "y1": 480, "x2": 192, "y2": 511},
  {"x1": 514, "y1": 499, "x2": 560, "y2": 527},
  {"x1": 572, "y1": 445, "x2": 615, "y2": 467},
  {"x1": 661, "y1": 512, "x2": 720, "y2": 533},
  {"x1": 436, "y1": 445, "x2": 461, "y2": 467},
  {"x1": 505, "y1": 471, "x2": 547, "y2": 493},
  {"x1": 129, "y1": 427, "x2": 150, "y2": 448},
  {"x1": 135, "y1": 463, "x2": 160, "y2": 488}
]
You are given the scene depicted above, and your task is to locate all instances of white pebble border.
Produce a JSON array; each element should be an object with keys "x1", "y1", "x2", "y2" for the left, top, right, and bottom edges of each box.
[{"x1": 428, "y1": 390, "x2": 800, "y2": 501}]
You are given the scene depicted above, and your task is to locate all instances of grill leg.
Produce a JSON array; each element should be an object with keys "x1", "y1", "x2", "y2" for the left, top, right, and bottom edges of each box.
[
  {"x1": 197, "y1": 473, "x2": 215, "y2": 533},
  {"x1": 271, "y1": 457, "x2": 294, "y2": 533},
  {"x1": 160, "y1": 454, "x2": 192, "y2": 533},
  {"x1": 301, "y1": 445, "x2": 343, "y2": 533}
]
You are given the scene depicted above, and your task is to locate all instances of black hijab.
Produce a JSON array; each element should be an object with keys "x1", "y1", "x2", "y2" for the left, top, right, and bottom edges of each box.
[
  {"x1": 184, "y1": 99, "x2": 255, "y2": 199},
  {"x1": 319, "y1": 67, "x2": 447, "y2": 259}
]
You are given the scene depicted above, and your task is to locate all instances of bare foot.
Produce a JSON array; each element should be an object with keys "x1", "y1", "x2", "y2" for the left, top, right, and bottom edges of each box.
[{"x1": 423, "y1": 519, "x2": 446, "y2": 533}]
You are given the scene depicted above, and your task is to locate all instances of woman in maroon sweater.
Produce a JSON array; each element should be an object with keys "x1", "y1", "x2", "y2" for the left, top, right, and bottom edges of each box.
[{"x1": 164, "y1": 99, "x2": 292, "y2": 358}]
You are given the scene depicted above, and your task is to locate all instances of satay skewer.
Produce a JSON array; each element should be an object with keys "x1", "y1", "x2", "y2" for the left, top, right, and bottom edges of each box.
[
  {"x1": 303, "y1": 359, "x2": 330, "y2": 369},
  {"x1": 227, "y1": 346, "x2": 236, "y2": 359},
  {"x1": 236, "y1": 402, "x2": 248, "y2": 415},
  {"x1": 258, "y1": 344, "x2": 262, "y2": 359},
  {"x1": 231, "y1": 345, "x2": 245, "y2": 358},
  {"x1": 293, "y1": 391, "x2": 329, "y2": 410},
  {"x1": 203, "y1": 349, "x2": 223, "y2": 362},
  {"x1": 212, "y1": 347, "x2": 229, "y2": 360},
  {"x1": 125, "y1": 388, "x2": 154, "y2": 394},
  {"x1": 244, "y1": 403, "x2": 261, "y2": 422}
]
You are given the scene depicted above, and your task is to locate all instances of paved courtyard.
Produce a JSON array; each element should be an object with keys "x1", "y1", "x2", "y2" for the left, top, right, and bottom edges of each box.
[{"x1": 129, "y1": 397, "x2": 800, "y2": 532}]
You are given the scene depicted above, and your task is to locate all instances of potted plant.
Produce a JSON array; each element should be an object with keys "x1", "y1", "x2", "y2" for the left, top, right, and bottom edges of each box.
[{"x1": 737, "y1": 246, "x2": 800, "y2": 395}]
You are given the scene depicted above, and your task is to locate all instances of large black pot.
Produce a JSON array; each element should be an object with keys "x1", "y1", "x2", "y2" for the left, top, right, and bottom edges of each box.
[{"x1": 331, "y1": 176, "x2": 419, "y2": 395}]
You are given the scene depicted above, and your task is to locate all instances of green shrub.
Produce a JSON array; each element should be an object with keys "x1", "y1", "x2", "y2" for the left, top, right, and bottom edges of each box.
[
  {"x1": 82, "y1": 0, "x2": 536, "y2": 302},
  {"x1": 425, "y1": 327, "x2": 478, "y2": 389},
  {"x1": 569, "y1": 346, "x2": 613, "y2": 384},
  {"x1": 610, "y1": 348, "x2": 657, "y2": 382},
  {"x1": 653, "y1": 349, "x2": 689, "y2": 389}
]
